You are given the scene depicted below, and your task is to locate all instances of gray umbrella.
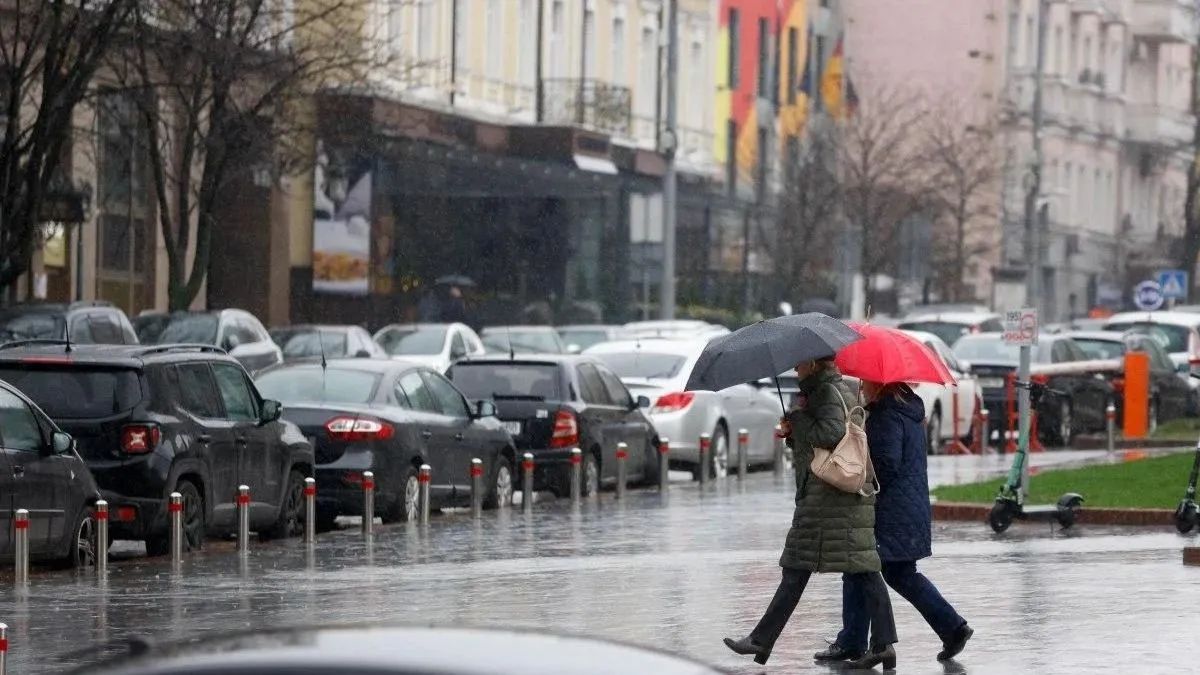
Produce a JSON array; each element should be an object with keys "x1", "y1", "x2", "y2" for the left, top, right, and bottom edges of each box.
[{"x1": 684, "y1": 313, "x2": 862, "y2": 408}]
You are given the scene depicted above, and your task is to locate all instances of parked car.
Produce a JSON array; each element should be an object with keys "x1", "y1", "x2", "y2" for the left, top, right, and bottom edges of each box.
[
  {"x1": 373, "y1": 323, "x2": 486, "y2": 372},
  {"x1": 900, "y1": 330, "x2": 983, "y2": 453},
  {"x1": 153, "y1": 309, "x2": 283, "y2": 373},
  {"x1": 952, "y1": 333, "x2": 1113, "y2": 446},
  {"x1": 270, "y1": 324, "x2": 388, "y2": 361},
  {"x1": 74, "y1": 625, "x2": 726, "y2": 675},
  {"x1": 1068, "y1": 330, "x2": 1192, "y2": 427},
  {"x1": 447, "y1": 355, "x2": 658, "y2": 496},
  {"x1": 0, "y1": 344, "x2": 314, "y2": 555},
  {"x1": 584, "y1": 338, "x2": 782, "y2": 479},
  {"x1": 0, "y1": 378, "x2": 100, "y2": 568},
  {"x1": 556, "y1": 324, "x2": 631, "y2": 353},
  {"x1": 897, "y1": 311, "x2": 1004, "y2": 348},
  {"x1": 0, "y1": 301, "x2": 138, "y2": 345},
  {"x1": 902, "y1": 303, "x2": 993, "y2": 317},
  {"x1": 1104, "y1": 311, "x2": 1200, "y2": 413},
  {"x1": 132, "y1": 311, "x2": 171, "y2": 344},
  {"x1": 255, "y1": 359, "x2": 515, "y2": 526},
  {"x1": 479, "y1": 326, "x2": 567, "y2": 354},
  {"x1": 622, "y1": 320, "x2": 730, "y2": 341}
]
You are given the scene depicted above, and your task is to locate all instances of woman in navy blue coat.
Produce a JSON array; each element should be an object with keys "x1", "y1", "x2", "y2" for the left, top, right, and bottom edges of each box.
[{"x1": 817, "y1": 382, "x2": 973, "y2": 666}]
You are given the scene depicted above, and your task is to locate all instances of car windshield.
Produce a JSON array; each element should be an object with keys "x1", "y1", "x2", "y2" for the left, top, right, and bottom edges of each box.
[
  {"x1": 953, "y1": 337, "x2": 1049, "y2": 364},
  {"x1": 482, "y1": 331, "x2": 561, "y2": 354},
  {"x1": 590, "y1": 352, "x2": 688, "y2": 380},
  {"x1": 376, "y1": 327, "x2": 446, "y2": 356},
  {"x1": 274, "y1": 330, "x2": 349, "y2": 359},
  {"x1": 1073, "y1": 338, "x2": 1126, "y2": 361},
  {"x1": 1106, "y1": 323, "x2": 1191, "y2": 354},
  {"x1": 448, "y1": 363, "x2": 562, "y2": 400},
  {"x1": 156, "y1": 314, "x2": 219, "y2": 345},
  {"x1": 0, "y1": 311, "x2": 64, "y2": 341},
  {"x1": 0, "y1": 366, "x2": 142, "y2": 418},
  {"x1": 255, "y1": 367, "x2": 379, "y2": 404},
  {"x1": 133, "y1": 315, "x2": 170, "y2": 344},
  {"x1": 897, "y1": 321, "x2": 971, "y2": 347},
  {"x1": 558, "y1": 329, "x2": 610, "y2": 351}
]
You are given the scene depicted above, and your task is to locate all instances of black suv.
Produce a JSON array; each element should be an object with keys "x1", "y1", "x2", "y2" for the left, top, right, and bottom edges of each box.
[
  {"x1": 0, "y1": 343, "x2": 313, "y2": 555},
  {"x1": 0, "y1": 301, "x2": 138, "y2": 344}
]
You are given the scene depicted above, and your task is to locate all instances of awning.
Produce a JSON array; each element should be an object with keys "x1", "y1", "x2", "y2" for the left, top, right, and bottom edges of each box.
[{"x1": 574, "y1": 154, "x2": 619, "y2": 175}]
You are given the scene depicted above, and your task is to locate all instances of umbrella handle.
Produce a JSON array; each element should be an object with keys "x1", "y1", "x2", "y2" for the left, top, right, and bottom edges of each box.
[{"x1": 775, "y1": 376, "x2": 786, "y2": 411}]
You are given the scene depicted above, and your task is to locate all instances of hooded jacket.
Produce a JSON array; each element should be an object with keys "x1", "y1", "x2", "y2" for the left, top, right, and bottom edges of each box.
[{"x1": 865, "y1": 386, "x2": 933, "y2": 561}]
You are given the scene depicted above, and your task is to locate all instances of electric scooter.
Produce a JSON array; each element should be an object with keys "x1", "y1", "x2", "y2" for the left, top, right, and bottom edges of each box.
[
  {"x1": 988, "y1": 381, "x2": 1084, "y2": 533},
  {"x1": 1174, "y1": 439, "x2": 1200, "y2": 533}
]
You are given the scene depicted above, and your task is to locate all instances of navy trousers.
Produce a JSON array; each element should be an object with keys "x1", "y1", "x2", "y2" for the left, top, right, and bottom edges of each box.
[{"x1": 837, "y1": 560, "x2": 965, "y2": 652}]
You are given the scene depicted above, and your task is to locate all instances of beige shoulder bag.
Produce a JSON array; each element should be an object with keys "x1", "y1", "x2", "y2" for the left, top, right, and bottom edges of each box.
[{"x1": 810, "y1": 385, "x2": 880, "y2": 497}]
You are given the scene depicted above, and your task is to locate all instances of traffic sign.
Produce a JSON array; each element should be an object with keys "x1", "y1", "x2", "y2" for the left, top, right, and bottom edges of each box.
[
  {"x1": 1002, "y1": 308, "x2": 1039, "y2": 346},
  {"x1": 1134, "y1": 280, "x2": 1165, "y2": 311},
  {"x1": 1157, "y1": 269, "x2": 1189, "y2": 300}
]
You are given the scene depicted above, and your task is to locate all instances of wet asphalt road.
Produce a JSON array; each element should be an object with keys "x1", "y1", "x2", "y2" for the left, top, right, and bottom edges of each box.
[{"x1": 1, "y1": 451, "x2": 1197, "y2": 674}]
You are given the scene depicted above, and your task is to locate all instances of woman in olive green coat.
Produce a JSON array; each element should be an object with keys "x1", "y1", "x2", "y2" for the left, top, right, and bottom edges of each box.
[{"x1": 724, "y1": 358, "x2": 898, "y2": 669}]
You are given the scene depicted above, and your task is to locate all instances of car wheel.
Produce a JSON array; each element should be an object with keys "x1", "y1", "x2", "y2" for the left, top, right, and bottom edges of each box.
[
  {"x1": 1148, "y1": 398, "x2": 1159, "y2": 435},
  {"x1": 148, "y1": 480, "x2": 205, "y2": 556},
  {"x1": 484, "y1": 457, "x2": 514, "y2": 509},
  {"x1": 639, "y1": 439, "x2": 661, "y2": 486},
  {"x1": 926, "y1": 407, "x2": 941, "y2": 455},
  {"x1": 709, "y1": 426, "x2": 729, "y2": 479},
  {"x1": 1055, "y1": 399, "x2": 1073, "y2": 447},
  {"x1": 394, "y1": 467, "x2": 421, "y2": 522},
  {"x1": 264, "y1": 470, "x2": 306, "y2": 540},
  {"x1": 55, "y1": 507, "x2": 98, "y2": 570},
  {"x1": 581, "y1": 452, "x2": 600, "y2": 496}
]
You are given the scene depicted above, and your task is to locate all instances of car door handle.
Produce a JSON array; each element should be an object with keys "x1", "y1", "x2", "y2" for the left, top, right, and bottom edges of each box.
[
  {"x1": 454, "y1": 433, "x2": 465, "y2": 441},
  {"x1": 196, "y1": 434, "x2": 212, "y2": 444},
  {"x1": 421, "y1": 430, "x2": 433, "y2": 439},
  {"x1": 12, "y1": 465, "x2": 23, "y2": 477},
  {"x1": 235, "y1": 437, "x2": 249, "y2": 447}
]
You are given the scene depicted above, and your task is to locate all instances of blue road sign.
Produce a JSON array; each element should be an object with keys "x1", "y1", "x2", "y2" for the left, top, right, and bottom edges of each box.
[
  {"x1": 1156, "y1": 269, "x2": 1189, "y2": 300},
  {"x1": 1134, "y1": 280, "x2": 1165, "y2": 311}
]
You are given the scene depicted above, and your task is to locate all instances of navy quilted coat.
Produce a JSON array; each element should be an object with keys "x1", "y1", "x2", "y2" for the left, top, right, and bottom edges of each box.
[{"x1": 866, "y1": 387, "x2": 933, "y2": 562}]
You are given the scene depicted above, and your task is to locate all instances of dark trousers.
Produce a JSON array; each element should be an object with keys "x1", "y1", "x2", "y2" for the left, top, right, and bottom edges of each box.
[
  {"x1": 752, "y1": 568, "x2": 898, "y2": 651},
  {"x1": 837, "y1": 560, "x2": 965, "y2": 652}
]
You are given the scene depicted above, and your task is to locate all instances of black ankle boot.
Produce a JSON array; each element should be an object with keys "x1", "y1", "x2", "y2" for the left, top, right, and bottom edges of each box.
[
  {"x1": 813, "y1": 642, "x2": 865, "y2": 662},
  {"x1": 938, "y1": 624, "x2": 973, "y2": 661},
  {"x1": 846, "y1": 644, "x2": 897, "y2": 670},
  {"x1": 723, "y1": 635, "x2": 771, "y2": 665}
]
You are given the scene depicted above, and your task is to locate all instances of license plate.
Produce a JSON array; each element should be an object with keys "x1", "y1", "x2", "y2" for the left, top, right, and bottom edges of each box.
[
  {"x1": 979, "y1": 377, "x2": 1005, "y2": 389},
  {"x1": 502, "y1": 421, "x2": 522, "y2": 436}
]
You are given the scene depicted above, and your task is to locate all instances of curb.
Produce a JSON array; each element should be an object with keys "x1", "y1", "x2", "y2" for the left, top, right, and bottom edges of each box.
[
  {"x1": 1069, "y1": 436, "x2": 1192, "y2": 451},
  {"x1": 1185, "y1": 547, "x2": 1200, "y2": 567},
  {"x1": 932, "y1": 502, "x2": 1175, "y2": 527}
]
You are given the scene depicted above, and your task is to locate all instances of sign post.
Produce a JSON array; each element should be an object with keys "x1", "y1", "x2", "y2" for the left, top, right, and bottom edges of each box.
[{"x1": 1002, "y1": 308, "x2": 1039, "y2": 502}]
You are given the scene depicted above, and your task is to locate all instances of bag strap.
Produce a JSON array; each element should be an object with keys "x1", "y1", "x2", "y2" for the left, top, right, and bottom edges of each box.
[{"x1": 825, "y1": 383, "x2": 865, "y2": 426}]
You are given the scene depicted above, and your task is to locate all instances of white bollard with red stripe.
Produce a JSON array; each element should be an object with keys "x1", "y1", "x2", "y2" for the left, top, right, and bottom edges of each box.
[
  {"x1": 14, "y1": 510, "x2": 29, "y2": 584},
  {"x1": 303, "y1": 478, "x2": 316, "y2": 544},
  {"x1": 418, "y1": 464, "x2": 431, "y2": 525},
  {"x1": 236, "y1": 486, "x2": 250, "y2": 554},
  {"x1": 615, "y1": 443, "x2": 628, "y2": 500},
  {"x1": 470, "y1": 459, "x2": 484, "y2": 518},
  {"x1": 737, "y1": 429, "x2": 749, "y2": 479},
  {"x1": 0, "y1": 621, "x2": 8, "y2": 674},
  {"x1": 362, "y1": 471, "x2": 375, "y2": 536},
  {"x1": 521, "y1": 453, "x2": 534, "y2": 514},
  {"x1": 95, "y1": 501, "x2": 108, "y2": 574},
  {"x1": 1106, "y1": 403, "x2": 1117, "y2": 455},
  {"x1": 169, "y1": 492, "x2": 184, "y2": 564}
]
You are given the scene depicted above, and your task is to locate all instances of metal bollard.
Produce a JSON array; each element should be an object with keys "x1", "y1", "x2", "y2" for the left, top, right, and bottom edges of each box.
[
  {"x1": 773, "y1": 425, "x2": 785, "y2": 477},
  {"x1": 522, "y1": 453, "x2": 534, "y2": 514},
  {"x1": 1106, "y1": 403, "x2": 1117, "y2": 455},
  {"x1": 418, "y1": 464, "x2": 431, "y2": 526},
  {"x1": 980, "y1": 409, "x2": 991, "y2": 453},
  {"x1": 0, "y1": 622, "x2": 7, "y2": 674},
  {"x1": 569, "y1": 448, "x2": 582, "y2": 503},
  {"x1": 470, "y1": 459, "x2": 484, "y2": 519},
  {"x1": 236, "y1": 486, "x2": 250, "y2": 554},
  {"x1": 658, "y1": 438, "x2": 670, "y2": 492},
  {"x1": 169, "y1": 492, "x2": 184, "y2": 564},
  {"x1": 615, "y1": 442, "x2": 628, "y2": 499},
  {"x1": 698, "y1": 433, "x2": 711, "y2": 487},
  {"x1": 737, "y1": 428, "x2": 749, "y2": 479},
  {"x1": 362, "y1": 471, "x2": 375, "y2": 536},
  {"x1": 95, "y1": 500, "x2": 108, "y2": 574},
  {"x1": 14, "y1": 509, "x2": 29, "y2": 584},
  {"x1": 303, "y1": 478, "x2": 316, "y2": 544}
]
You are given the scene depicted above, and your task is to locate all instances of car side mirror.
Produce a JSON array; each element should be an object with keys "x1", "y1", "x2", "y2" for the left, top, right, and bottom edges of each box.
[
  {"x1": 50, "y1": 430, "x2": 74, "y2": 455},
  {"x1": 475, "y1": 400, "x2": 497, "y2": 418},
  {"x1": 260, "y1": 399, "x2": 282, "y2": 425},
  {"x1": 636, "y1": 395, "x2": 651, "y2": 409}
]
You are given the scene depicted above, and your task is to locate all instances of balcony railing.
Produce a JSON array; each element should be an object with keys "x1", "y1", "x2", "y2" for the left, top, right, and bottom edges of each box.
[
  {"x1": 542, "y1": 78, "x2": 633, "y2": 137},
  {"x1": 1130, "y1": 0, "x2": 1196, "y2": 44},
  {"x1": 1126, "y1": 103, "x2": 1194, "y2": 148}
]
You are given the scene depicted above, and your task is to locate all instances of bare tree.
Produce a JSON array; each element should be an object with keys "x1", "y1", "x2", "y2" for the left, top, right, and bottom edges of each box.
[
  {"x1": 111, "y1": 0, "x2": 403, "y2": 310},
  {"x1": 775, "y1": 125, "x2": 842, "y2": 303},
  {"x1": 0, "y1": 0, "x2": 133, "y2": 297},
  {"x1": 838, "y1": 84, "x2": 934, "y2": 312},
  {"x1": 923, "y1": 108, "x2": 1001, "y2": 302}
]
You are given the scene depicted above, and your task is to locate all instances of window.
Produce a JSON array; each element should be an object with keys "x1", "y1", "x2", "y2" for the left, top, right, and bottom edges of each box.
[
  {"x1": 423, "y1": 372, "x2": 470, "y2": 417},
  {"x1": 223, "y1": 318, "x2": 258, "y2": 350},
  {"x1": 726, "y1": 119, "x2": 737, "y2": 193},
  {"x1": 1024, "y1": 15, "x2": 1034, "y2": 68},
  {"x1": 256, "y1": 367, "x2": 379, "y2": 404},
  {"x1": 814, "y1": 35, "x2": 826, "y2": 108},
  {"x1": 1069, "y1": 24, "x2": 1077, "y2": 76},
  {"x1": 212, "y1": 363, "x2": 258, "y2": 422},
  {"x1": 1050, "y1": 341, "x2": 1074, "y2": 364},
  {"x1": 388, "y1": 0, "x2": 403, "y2": 47},
  {"x1": 417, "y1": 0, "x2": 434, "y2": 59},
  {"x1": 1007, "y1": 10, "x2": 1020, "y2": 73},
  {"x1": 486, "y1": 0, "x2": 503, "y2": 79},
  {"x1": 690, "y1": 39, "x2": 704, "y2": 129},
  {"x1": 398, "y1": 371, "x2": 440, "y2": 413},
  {"x1": 450, "y1": 332, "x2": 469, "y2": 359},
  {"x1": 0, "y1": 389, "x2": 43, "y2": 452},
  {"x1": 637, "y1": 25, "x2": 656, "y2": 119},
  {"x1": 728, "y1": 8, "x2": 740, "y2": 89},
  {"x1": 88, "y1": 314, "x2": 123, "y2": 344},
  {"x1": 454, "y1": 0, "x2": 469, "y2": 75},
  {"x1": 1053, "y1": 26, "x2": 1064, "y2": 75},
  {"x1": 576, "y1": 364, "x2": 611, "y2": 405},
  {"x1": 449, "y1": 363, "x2": 562, "y2": 400},
  {"x1": 757, "y1": 17, "x2": 770, "y2": 96},
  {"x1": 1082, "y1": 36, "x2": 1092, "y2": 77},
  {"x1": 583, "y1": 4, "x2": 595, "y2": 78},
  {"x1": 549, "y1": 0, "x2": 565, "y2": 77},
  {"x1": 176, "y1": 364, "x2": 223, "y2": 419},
  {"x1": 519, "y1": 0, "x2": 536, "y2": 84},
  {"x1": 597, "y1": 367, "x2": 632, "y2": 409},
  {"x1": 787, "y1": 27, "x2": 798, "y2": 104},
  {"x1": 612, "y1": 16, "x2": 626, "y2": 85},
  {"x1": 70, "y1": 316, "x2": 95, "y2": 343}
]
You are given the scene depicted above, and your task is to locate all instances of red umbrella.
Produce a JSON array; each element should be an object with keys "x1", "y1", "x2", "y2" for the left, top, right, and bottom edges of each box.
[{"x1": 834, "y1": 322, "x2": 956, "y2": 385}]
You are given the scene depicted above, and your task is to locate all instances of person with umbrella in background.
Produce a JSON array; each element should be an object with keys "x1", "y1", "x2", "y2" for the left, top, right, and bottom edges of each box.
[
  {"x1": 816, "y1": 323, "x2": 973, "y2": 666},
  {"x1": 691, "y1": 315, "x2": 898, "y2": 669}
]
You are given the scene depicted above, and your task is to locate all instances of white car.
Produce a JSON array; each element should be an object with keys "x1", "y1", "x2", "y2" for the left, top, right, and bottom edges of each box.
[
  {"x1": 622, "y1": 320, "x2": 731, "y2": 341},
  {"x1": 372, "y1": 322, "x2": 486, "y2": 373},
  {"x1": 1104, "y1": 310, "x2": 1200, "y2": 413},
  {"x1": 901, "y1": 330, "x2": 983, "y2": 453},
  {"x1": 584, "y1": 338, "x2": 782, "y2": 479},
  {"x1": 897, "y1": 311, "x2": 1004, "y2": 348}
]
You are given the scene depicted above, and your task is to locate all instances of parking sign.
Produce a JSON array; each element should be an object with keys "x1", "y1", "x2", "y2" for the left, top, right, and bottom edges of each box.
[
  {"x1": 1002, "y1": 308, "x2": 1038, "y2": 346},
  {"x1": 1156, "y1": 269, "x2": 1189, "y2": 300}
]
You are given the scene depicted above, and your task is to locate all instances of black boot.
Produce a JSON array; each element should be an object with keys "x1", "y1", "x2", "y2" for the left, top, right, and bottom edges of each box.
[
  {"x1": 813, "y1": 642, "x2": 865, "y2": 662},
  {"x1": 723, "y1": 636, "x2": 771, "y2": 665},
  {"x1": 846, "y1": 644, "x2": 897, "y2": 671},
  {"x1": 937, "y1": 624, "x2": 973, "y2": 661}
]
